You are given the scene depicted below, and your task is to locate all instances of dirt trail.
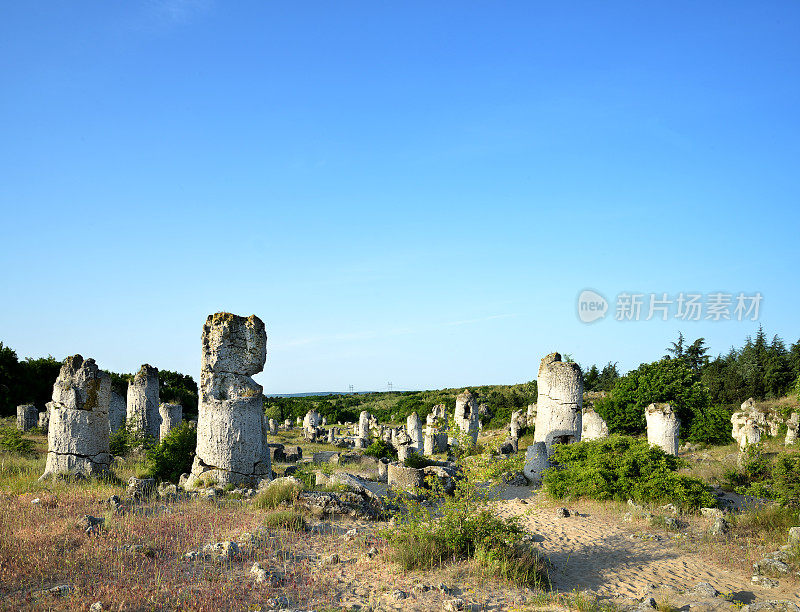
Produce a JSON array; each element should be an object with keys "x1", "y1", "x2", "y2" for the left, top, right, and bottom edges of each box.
[{"x1": 495, "y1": 486, "x2": 800, "y2": 603}]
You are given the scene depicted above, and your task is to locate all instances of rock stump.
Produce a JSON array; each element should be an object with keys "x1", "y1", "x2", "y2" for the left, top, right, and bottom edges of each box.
[
  {"x1": 187, "y1": 313, "x2": 271, "y2": 488},
  {"x1": 40, "y1": 355, "x2": 111, "y2": 479}
]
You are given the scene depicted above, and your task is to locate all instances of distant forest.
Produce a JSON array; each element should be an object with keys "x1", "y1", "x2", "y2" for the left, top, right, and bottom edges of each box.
[
  {"x1": 2, "y1": 327, "x2": 798, "y2": 432},
  {"x1": 0, "y1": 345, "x2": 198, "y2": 417}
]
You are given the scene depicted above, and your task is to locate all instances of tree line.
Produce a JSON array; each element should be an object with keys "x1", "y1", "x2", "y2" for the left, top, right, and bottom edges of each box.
[{"x1": 0, "y1": 342, "x2": 198, "y2": 417}]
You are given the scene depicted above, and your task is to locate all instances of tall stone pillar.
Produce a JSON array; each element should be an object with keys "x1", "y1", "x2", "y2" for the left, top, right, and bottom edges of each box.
[
  {"x1": 40, "y1": 355, "x2": 111, "y2": 479},
  {"x1": 645, "y1": 403, "x2": 680, "y2": 456},
  {"x1": 127, "y1": 364, "x2": 160, "y2": 442},
  {"x1": 533, "y1": 352, "x2": 582, "y2": 455},
  {"x1": 187, "y1": 313, "x2": 270, "y2": 488}
]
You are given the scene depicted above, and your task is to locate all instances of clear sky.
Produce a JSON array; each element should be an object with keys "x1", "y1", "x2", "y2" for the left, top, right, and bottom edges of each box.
[{"x1": 1, "y1": 2, "x2": 798, "y2": 394}]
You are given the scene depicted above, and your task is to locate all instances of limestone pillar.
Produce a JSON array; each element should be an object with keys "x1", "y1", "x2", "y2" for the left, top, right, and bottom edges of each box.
[
  {"x1": 645, "y1": 403, "x2": 680, "y2": 455},
  {"x1": 187, "y1": 313, "x2": 270, "y2": 488},
  {"x1": 533, "y1": 352, "x2": 582, "y2": 455},
  {"x1": 40, "y1": 355, "x2": 111, "y2": 479}
]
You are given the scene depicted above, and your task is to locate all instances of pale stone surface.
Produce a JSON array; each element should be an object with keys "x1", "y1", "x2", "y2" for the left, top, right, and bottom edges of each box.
[
  {"x1": 739, "y1": 423, "x2": 762, "y2": 450},
  {"x1": 454, "y1": 390, "x2": 480, "y2": 443},
  {"x1": 527, "y1": 403, "x2": 537, "y2": 423},
  {"x1": 423, "y1": 430, "x2": 435, "y2": 456},
  {"x1": 388, "y1": 463, "x2": 423, "y2": 490},
  {"x1": 187, "y1": 313, "x2": 270, "y2": 488},
  {"x1": 268, "y1": 418, "x2": 278, "y2": 435},
  {"x1": 38, "y1": 404, "x2": 51, "y2": 433},
  {"x1": 581, "y1": 407, "x2": 609, "y2": 441},
  {"x1": 645, "y1": 403, "x2": 680, "y2": 455},
  {"x1": 534, "y1": 353, "x2": 583, "y2": 455},
  {"x1": 284, "y1": 419, "x2": 291, "y2": 429},
  {"x1": 523, "y1": 441, "x2": 549, "y2": 485},
  {"x1": 509, "y1": 409, "x2": 526, "y2": 440},
  {"x1": 406, "y1": 412, "x2": 423, "y2": 452},
  {"x1": 358, "y1": 410, "x2": 372, "y2": 444},
  {"x1": 40, "y1": 355, "x2": 111, "y2": 479},
  {"x1": 17, "y1": 404, "x2": 37, "y2": 431},
  {"x1": 108, "y1": 391, "x2": 126, "y2": 434},
  {"x1": 127, "y1": 364, "x2": 160, "y2": 441},
  {"x1": 158, "y1": 403, "x2": 182, "y2": 441},
  {"x1": 786, "y1": 413, "x2": 799, "y2": 446},
  {"x1": 303, "y1": 410, "x2": 321, "y2": 433}
]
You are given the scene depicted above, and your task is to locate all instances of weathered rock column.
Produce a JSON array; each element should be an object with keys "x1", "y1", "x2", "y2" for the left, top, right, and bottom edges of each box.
[
  {"x1": 645, "y1": 403, "x2": 680, "y2": 455},
  {"x1": 523, "y1": 441, "x2": 549, "y2": 485},
  {"x1": 127, "y1": 364, "x2": 160, "y2": 442},
  {"x1": 109, "y1": 390, "x2": 127, "y2": 434},
  {"x1": 16, "y1": 404, "x2": 37, "y2": 432},
  {"x1": 509, "y1": 409, "x2": 526, "y2": 441},
  {"x1": 407, "y1": 412, "x2": 423, "y2": 453},
  {"x1": 786, "y1": 413, "x2": 799, "y2": 446},
  {"x1": 739, "y1": 423, "x2": 762, "y2": 450},
  {"x1": 158, "y1": 403, "x2": 182, "y2": 441},
  {"x1": 303, "y1": 410, "x2": 321, "y2": 441},
  {"x1": 38, "y1": 404, "x2": 51, "y2": 433},
  {"x1": 187, "y1": 313, "x2": 271, "y2": 488},
  {"x1": 454, "y1": 390, "x2": 480, "y2": 444},
  {"x1": 356, "y1": 410, "x2": 372, "y2": 448},
  {"x1": 581, "y1": 406, "x2": 609, "y2": 441},
  {"x1": 533, "y1": 352, "x2": 583, "y2": 455},
  {"x1": 40, "y1": 355, "x2": 111, "y2": 479},
  {"x1": 268, "y1": 418, "x2": 278, "y2": 435}
]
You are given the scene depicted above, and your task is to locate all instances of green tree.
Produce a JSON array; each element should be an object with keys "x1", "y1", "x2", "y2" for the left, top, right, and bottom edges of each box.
[
  {"x1": 595, "y1": 358, "x2": 708, "y2": 435},
  {"x1": 665, "y1": 332, "x2": 686, "y2": 360},
  {"x1": 19, "y1": 356, "x2": 62, "y2": 409},
  {"x1": 0, "y1": 342, "x2": 22, "y2": 416},
  {"x1": 158, "y1": 370, "x2": 198, "y2": 415},
  {"x1": 685, "y1": 338, "x2": 709, "y2": 374}
]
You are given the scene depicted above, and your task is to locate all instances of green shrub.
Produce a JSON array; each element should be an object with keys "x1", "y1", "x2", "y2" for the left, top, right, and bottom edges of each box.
[
  {"x1": 109, "y1": 425, "x2": 152, "y2": 457},
  {"x1": 543, "y1": 435, "x2": 716, "y2": 509},
  {"x1": 596, "y1": 359, "x2": 709, "y2": 437},
  {"x1": 253, "y1": 480, "x2": 301, "y2": 510},
  {"x1": 0, "y1": 426, "x2": 34, "y2": 455},
  {"x1": 687, "y1": 404, "x2": 734, "y2": 445},
  {"x1": 385, "y1": 446, "x2": 548, "y2": 587},
  {"x1": 404, "y1": 453, "x2": 436, "y2": 469},
  {"x1": 263, "y1": 510, "x2": 307, "y2": 531},
  {"x1": 143, "y1": 422, "x2": 196, "y2": 482},
  {"x1": 736, "y1": 450, "x2": 800, "y2": 507},
  {"x1": 363, "y1": 439, "x2": 397, "y2": 461},
  {"x1": 771, "y1": 453, "x2": 800, "y2": 506},
  {"x1": 290, "y1": 463, "x2": 316, "y2": 489}
]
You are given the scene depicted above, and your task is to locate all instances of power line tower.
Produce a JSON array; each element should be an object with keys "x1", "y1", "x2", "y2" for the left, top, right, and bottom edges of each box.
[
  {"x1": 348, "y1": 384, "x2": 354, "y2": 394},
  {"x1": 387, "y1": 381, "x2": 393, "y2": 392}
]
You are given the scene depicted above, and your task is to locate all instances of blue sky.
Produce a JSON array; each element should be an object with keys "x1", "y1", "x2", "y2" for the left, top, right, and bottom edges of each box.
[{"x1": 1, "y1": 2, "x2": 798, "y2": 393}]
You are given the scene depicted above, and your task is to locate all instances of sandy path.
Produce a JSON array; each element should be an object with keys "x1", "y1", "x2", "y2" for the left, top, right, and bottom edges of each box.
[{"x1": 495, "y1": 487, "x2": 800, "y2": 603}]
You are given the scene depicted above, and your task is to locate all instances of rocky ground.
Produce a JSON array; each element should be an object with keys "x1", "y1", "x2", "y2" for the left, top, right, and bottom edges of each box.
[{"x1": 1, "y1": 427, "x2": 799, "y2": 611}]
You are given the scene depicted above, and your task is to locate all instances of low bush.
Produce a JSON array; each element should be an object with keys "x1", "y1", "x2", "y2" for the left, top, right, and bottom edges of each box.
[
  {"x1": 732, "y1": 504, "x2": 800, "y2": 541},
  {"x1": 263, "y1": 510, "x2": 307, "y2": 531},
  {"x1": 732, "y1": 446, "x2": 800, "y2": 507},
  {"x1": 386, "y1": 449, "x2": 548, "y2": 587},
  {"x1": 403, "y1": 453, "x2": 436, "y2": 469},
  {"x1": 143, "y1": 423, "x2": 196, "y2": 482},
  {"x1": 109, "y1": 425, "x2": 152, "y2": 457},
  {"x1": 542, "y1": 435, "x2": 716, "y2": 509},
  {"x1": 0, "y1": 426, "x2": 34, "y2": 455},
  {"x1": 363, "y1": 439, "x2": 397, "y2": 461},
  {"x1": 388, "y1": 507, "x2": 547, "y2": 587},
  {"x1": 253, "y1": 480, "x2": 301, "y2": 510},
  {"x1": 687, "y1": 404, "x2": 734, "y2": 445}
]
